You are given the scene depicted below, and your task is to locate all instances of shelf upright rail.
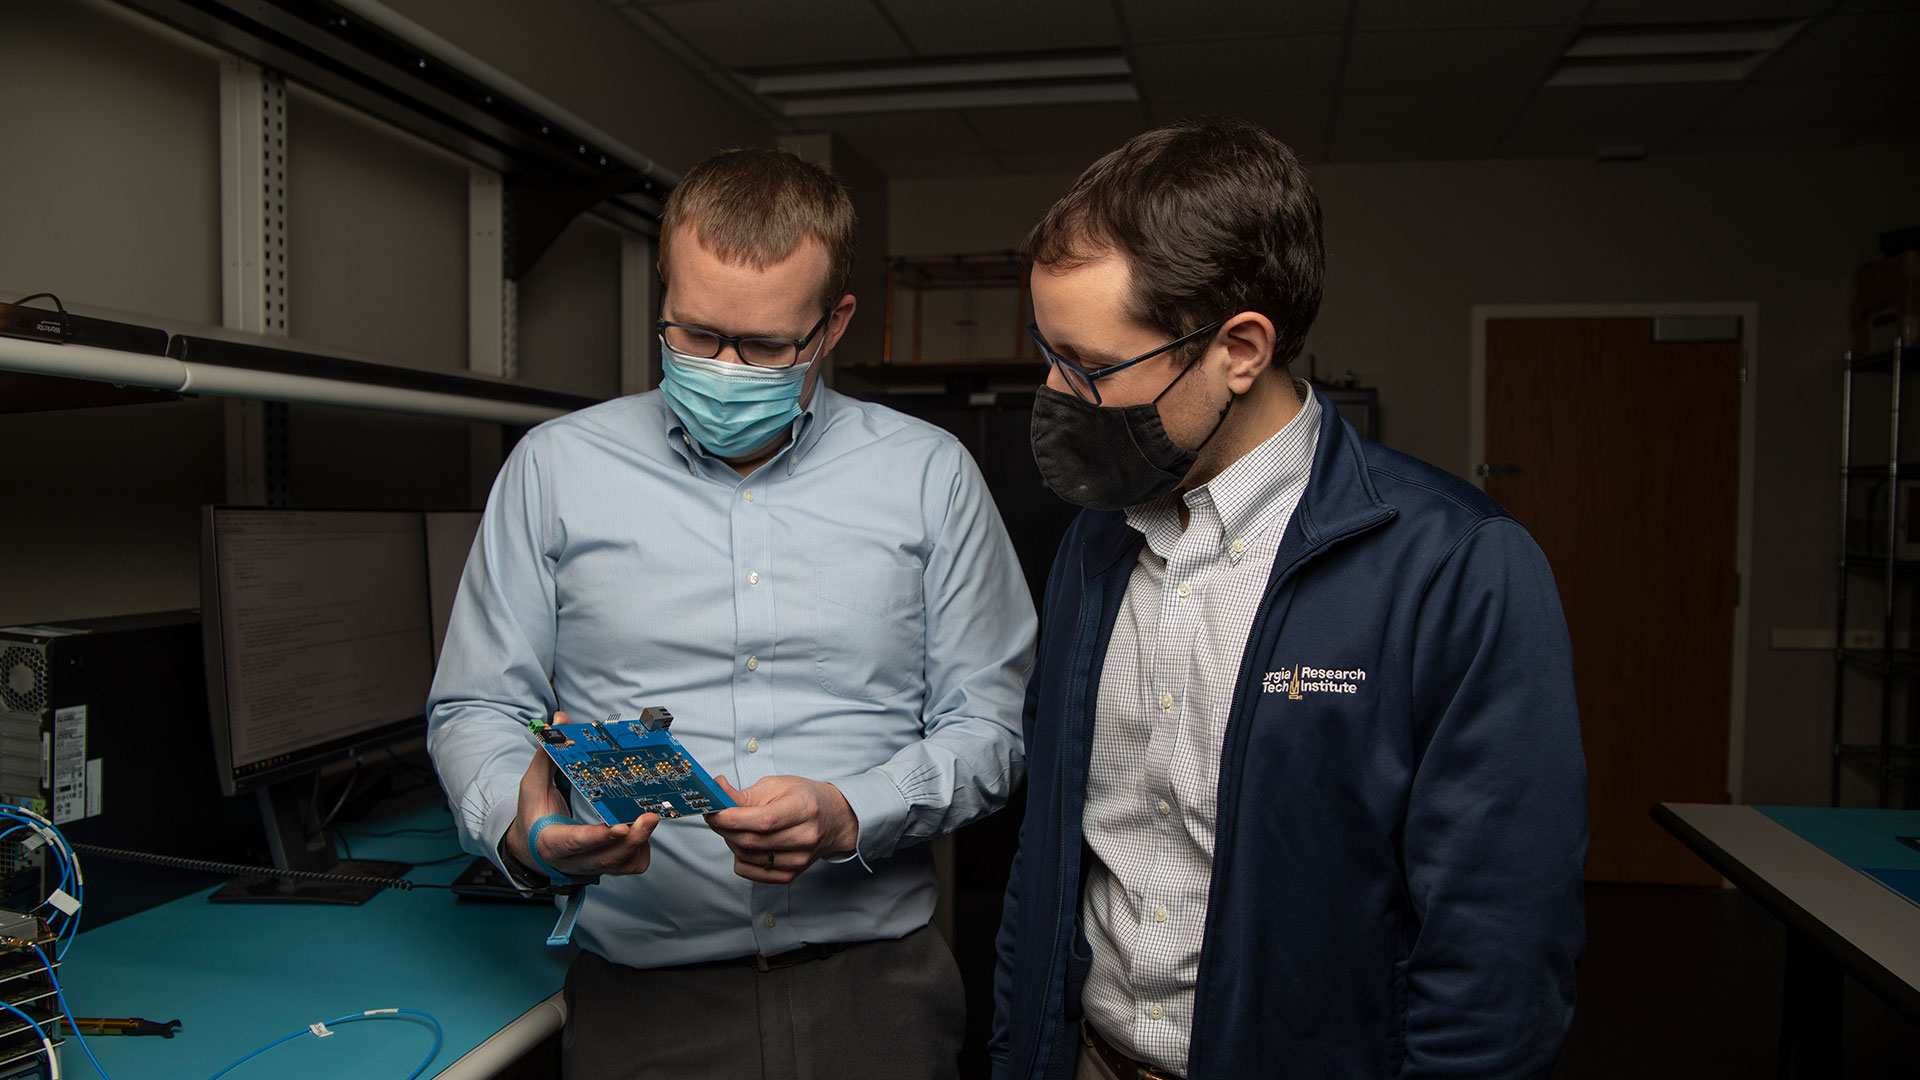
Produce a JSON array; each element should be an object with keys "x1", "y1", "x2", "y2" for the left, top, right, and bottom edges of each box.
[
  {"x1": 1834, "y1": 351, "x2": 1853, "y2": 805},
  {"x1": 1878, "y1": 340, "x2": 1906, "y2": 806}
]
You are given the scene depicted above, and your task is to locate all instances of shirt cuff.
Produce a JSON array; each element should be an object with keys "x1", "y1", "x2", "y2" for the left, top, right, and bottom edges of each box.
[
  {"x1": 830, "y1": 770, "x2": 912, "y2": 867},
  {"x1": 494, "y1": 832, "x2": 546, "y2": 891},
  {"x1": 478, "y1": 784, "x2": 542, "y2": 890}
]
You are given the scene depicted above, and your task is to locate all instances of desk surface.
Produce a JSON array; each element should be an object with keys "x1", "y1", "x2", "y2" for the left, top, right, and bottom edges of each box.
[
  {"x1": 1654, "y1": 803, "x2": 1920, "y2": 1022},
  {"x1": 60, "y1": 796, "x2": 571, "y2": 1079}
]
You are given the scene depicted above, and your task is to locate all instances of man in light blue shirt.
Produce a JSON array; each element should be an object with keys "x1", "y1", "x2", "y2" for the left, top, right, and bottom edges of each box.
[{"x1": 428, "y1": 148, "x2": 1036, "y2": 1080}]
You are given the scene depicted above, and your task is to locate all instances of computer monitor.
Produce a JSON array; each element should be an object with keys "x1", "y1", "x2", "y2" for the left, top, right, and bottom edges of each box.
[
  {"x1": 423, "y1": 510, "x2": 482, "y2": 667},
  {"x1": 200, "y1": 506, "x2": 441, "y2": 902}
]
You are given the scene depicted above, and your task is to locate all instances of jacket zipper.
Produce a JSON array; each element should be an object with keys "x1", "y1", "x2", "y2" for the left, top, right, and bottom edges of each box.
[
  {"x1": 1184, "y1": 507, "x2": 1395, "y2": 1078},
  {"x1": 1017, "y1": 539, "x2": 1110, "y2": 1080}
]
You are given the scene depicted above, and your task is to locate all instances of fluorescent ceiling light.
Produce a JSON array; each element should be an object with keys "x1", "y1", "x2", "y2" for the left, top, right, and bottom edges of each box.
[
  {"x1": 1548, "y1": 19, "x2": 1804, "y2": 87},
  {"x1": 1547, "y1": 60, "x2": 1756, "y2": 87},
  {"x1": 747, "y1": 50, "x2": 1136, "y2": 116},
  {"x1": 1565, "y1": 23, "x2": 1802, "y2": 59},
  {"x1": 782, "y1": 81, "x2": 1138, "y2": 118},
  {"x1": 755, "y1": 55, "x2": 1130, "y2": 95}
]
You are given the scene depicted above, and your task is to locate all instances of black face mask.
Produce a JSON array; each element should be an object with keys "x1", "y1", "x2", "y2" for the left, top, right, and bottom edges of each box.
[{"x1": 1029, "y1": 363, "x2": 1232, "y2": 510}]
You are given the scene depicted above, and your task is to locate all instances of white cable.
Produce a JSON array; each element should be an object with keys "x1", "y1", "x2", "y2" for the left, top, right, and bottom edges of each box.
[{"x1": 0, "y1": 1000, "x2": 59, "y2": 1080}]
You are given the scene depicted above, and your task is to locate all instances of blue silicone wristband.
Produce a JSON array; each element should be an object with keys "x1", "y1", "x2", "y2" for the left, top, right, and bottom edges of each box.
[{"x1": 526, "y1": 813, "x2": 582, "y2": 882}]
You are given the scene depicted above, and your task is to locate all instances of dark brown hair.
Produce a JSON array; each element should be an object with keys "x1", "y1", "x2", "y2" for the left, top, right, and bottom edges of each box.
[
  {"x1": 1026, "y1": 118, "x2": 1324, "y2": 370},
  {"x1": 659, "y1": 147, "x2": 858, "y2": 310}
]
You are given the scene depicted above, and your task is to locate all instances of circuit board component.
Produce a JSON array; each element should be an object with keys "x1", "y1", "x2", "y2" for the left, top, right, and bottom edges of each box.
[{"x1": 533, "y1": 708, "x2": 735, "y2": 825}]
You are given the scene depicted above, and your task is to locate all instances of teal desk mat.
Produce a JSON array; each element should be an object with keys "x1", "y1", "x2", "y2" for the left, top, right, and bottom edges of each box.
[
  {"x1": 1757, "y1": 806, "x2": 1920, "y2": 909},
  {"x1": 58, "y1": 794, "x2": 570, "y2": 1079}
]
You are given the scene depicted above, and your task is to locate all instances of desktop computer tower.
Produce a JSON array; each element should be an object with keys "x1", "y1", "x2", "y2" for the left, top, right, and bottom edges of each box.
[{"x1": 0, "y1": 611, "x2": 260, "y2": 923}]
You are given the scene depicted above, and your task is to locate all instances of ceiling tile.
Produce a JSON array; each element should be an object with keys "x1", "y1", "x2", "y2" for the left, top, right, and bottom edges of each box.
[
  {"x1": 962, "y1": 103, "x2": 1152, "y2": 159},
  {"x1": 1585, "y1": 0, "x2": 1829, "y2": 22},
  {"x1": 1332, "y1": 133, "x2": 1506, "y2": 161},
  {"x1": 1508, "y1": 84, "x2": 1733, "y2": 146},
  {"x1": 1355, "y1": 0, "x2": 1588, "y2": 30},
  {"x1": 1698, "y1": 75, "x2": 1920, "y2": 132},
  {"x1": 650, "y1": 0, "x2": 910, "y2": 68},
  {"x1": 876, "y1": 0, "x2": 1121, "y2": 55},
  {"x1": 1145, "y1": 96, "x2": 1331, "y2": 157},
  {"x1": 1755, "y1": 12, "x2": 1920, "y2": 80},
  {"x1": 1834, "y1": 0, "x2": 1920, "y2": 12},
  {"x1": 1330, "y1": 91, "x2": 1525, "y2": 160},
  {"x1": 1675, "y1": 126, "x2": 1866, "y2": 153},
  {"x1": 1120, "y1": 0, "x2": 1350, "y2": 42},
  {"x1": 1343, "y1": 27, "x2": 1570, "y2": 93},
  {"x1": 1334, "y1": 91, "x2": 1529, "y2": 139},
  {"x1": 996, "y1": 151, "x2": 1133, "y2": 174},
  {"x1": 880, "y1": 155, "x2": 1011, "y2": 179},
  {"x1": 1492, "y1": 135, "x2": 1613, "y2": 158},
  {"x1": 1133, "y1": 34, "x2": 1345, "y2": 99},
  {"x1": 805, "y1": 111, "x2": 986, "y2": 169},
  {"x1": 1867, "y1": 98, "x2": 1920, "y2": 142}
]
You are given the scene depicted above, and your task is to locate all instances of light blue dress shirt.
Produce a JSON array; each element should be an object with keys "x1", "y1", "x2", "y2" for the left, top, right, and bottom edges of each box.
[{"x1": 427, "y1": 386, "x2": 1036, "y2": 968}]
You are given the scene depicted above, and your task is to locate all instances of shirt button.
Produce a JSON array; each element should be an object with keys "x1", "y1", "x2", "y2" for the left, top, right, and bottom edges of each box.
[
  {"x1": 743, "y1": 490, "x2": 755, "y2": 502},
  {"x1": 1156, "y1": 798, "x2": 1171, "y2": 816},
  {"x1": 1155, "y1": 906, "x2": 1168, "y2": 923},
  {"x1": 764, "y1": 915, "x2": 775, "y2": 928},
  {"x1": 1230, "y1": 537, "x2": 1246, "y2": 555},
  {"x1": 1159, "y1": 692, "x2": 1173, "y2": 710},
  {"x1": 748, "y1": 571, "x2": 760, "y2": 585},
  {"x1": 1176, "y1": 582, "x2": 1191, "y2": 598},
  {"x1": 1149, "y1": 1004, "x2": 1164, "y2": 1021},
  {"x1": 746, "y1": 656, "x2": 759, "y2": 671},
  {"x1": 747, "y1": 739, "x2": 759, "y2": 753}
]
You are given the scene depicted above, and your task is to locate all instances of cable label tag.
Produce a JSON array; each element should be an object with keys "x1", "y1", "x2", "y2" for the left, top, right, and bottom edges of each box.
[
  {"x1": 46, "y1": 889, "x2": 77, "y2": 916},
  {"x1": 18, "y1": 832, "x2": 45, "y2": 853},
  {"x1": 309, "y1": 1022, "x2": 333, "y2": 1038}
]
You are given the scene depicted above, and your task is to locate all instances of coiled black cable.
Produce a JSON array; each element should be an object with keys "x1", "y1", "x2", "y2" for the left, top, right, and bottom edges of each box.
[{"x1": 71, "y1": 843, "x2": 439, "y2": 892}]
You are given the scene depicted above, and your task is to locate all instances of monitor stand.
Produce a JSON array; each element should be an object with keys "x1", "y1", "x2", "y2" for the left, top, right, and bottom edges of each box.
[{"x1": 209, "y1": 781, "x2": 409, "y2": 905}]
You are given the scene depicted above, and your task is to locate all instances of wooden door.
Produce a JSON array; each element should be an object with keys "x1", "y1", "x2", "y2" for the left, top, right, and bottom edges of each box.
[{"x1": 1485, "y1": 317, "x2": 1740, "y2": 884}]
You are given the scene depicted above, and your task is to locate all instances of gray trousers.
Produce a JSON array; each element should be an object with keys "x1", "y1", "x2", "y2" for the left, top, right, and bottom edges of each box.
[{"x1": 562, "y1": 925, "x2": 964, "y2": 1080}]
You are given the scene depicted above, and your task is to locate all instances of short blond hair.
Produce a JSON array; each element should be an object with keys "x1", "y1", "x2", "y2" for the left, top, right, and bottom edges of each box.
[{"x1": 658, "y1": 147, "x2": 857, "y2": 310}]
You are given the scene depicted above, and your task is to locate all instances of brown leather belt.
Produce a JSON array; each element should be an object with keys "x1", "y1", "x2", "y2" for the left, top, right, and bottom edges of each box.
[{"x1": 1084, "y1": 1022, "x2": 1183, "y2": 1080}]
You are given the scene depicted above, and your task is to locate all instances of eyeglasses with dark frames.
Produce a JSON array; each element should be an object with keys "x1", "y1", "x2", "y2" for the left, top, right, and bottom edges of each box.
[
  {"x1": 657, "y1": 310, "x2": 833, "y2": 369},
  {"x1": 1027, "y1": 319, "x2": 1225, "y2": 405}
]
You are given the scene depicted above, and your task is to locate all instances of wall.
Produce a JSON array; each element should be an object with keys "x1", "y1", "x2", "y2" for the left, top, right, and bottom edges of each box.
[
  {"x1": 287, "y1": 86, "x2": 471, "y2": 373},
  {"x1": 0, "y1": 0, "x2": 777, "y2": 626},
  {"x1": 0, "y1": 0, "x2": 226, "y2": 623},
  {"x1": 517, "y1": 216, "x2": 625, "y2": 399},
  {"x1": 890, "y1": 144, "x2": 1920, "y2": 806},
  {"x1": 780, "y1": 133, "x2": 892, "y2": 370}
]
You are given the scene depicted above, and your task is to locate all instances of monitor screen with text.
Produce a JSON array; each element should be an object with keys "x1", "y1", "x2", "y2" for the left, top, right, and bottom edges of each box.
[{"x1": 205, "y1": 508, "x2": 433, "y2": 788}]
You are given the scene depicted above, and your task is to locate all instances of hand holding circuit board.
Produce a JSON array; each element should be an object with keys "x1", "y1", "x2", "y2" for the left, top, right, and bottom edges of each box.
[
  {"x1": 517, "y1": 707, "x2": 859, "y2": 887},
  {"x1": 506, "y1": 711, "x2": 670, "y2": 881},
  {"x1": 531, "y1": 708, "x2": 736, "y2": 823}
]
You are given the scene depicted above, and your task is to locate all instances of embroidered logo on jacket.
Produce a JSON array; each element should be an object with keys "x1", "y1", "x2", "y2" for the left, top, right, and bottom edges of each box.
[{"x1": 1264, "y1": 664, "x2": 1367, "y2": 697}]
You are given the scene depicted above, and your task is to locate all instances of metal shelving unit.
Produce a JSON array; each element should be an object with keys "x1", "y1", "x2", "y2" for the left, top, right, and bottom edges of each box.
[
  {"x1": 1833, "y1": 339, "x2": 1918, "y2": 807},
  {"x1": 877, "y1": 253, "x2": 1032, "y2": 367}
]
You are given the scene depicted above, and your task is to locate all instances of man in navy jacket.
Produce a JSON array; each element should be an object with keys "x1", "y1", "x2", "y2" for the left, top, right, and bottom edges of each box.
[{"x1": 991, "y1": 119, "x2": 1587, "y2": 1079}]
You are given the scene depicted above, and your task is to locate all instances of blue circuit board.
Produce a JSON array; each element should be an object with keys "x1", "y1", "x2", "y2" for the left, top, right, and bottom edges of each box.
[{"x1": 533, "y1": 708, "x2": 735, "y2": 824}]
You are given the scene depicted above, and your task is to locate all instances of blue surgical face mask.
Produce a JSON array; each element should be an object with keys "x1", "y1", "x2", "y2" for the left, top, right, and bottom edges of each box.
[{"x1": 659, "y1": 338, "x2": 814, "y2": 459}]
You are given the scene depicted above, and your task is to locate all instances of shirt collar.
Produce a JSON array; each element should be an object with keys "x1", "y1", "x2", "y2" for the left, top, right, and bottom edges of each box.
[{"x1": 1124, "y1": 380, "x2": 1321, "y2": 556}]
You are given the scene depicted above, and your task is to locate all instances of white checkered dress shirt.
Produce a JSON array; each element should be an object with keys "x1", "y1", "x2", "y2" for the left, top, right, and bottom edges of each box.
[{"x1": 1080, "y1": 383, "x2": 1321, "y2": 1076}]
